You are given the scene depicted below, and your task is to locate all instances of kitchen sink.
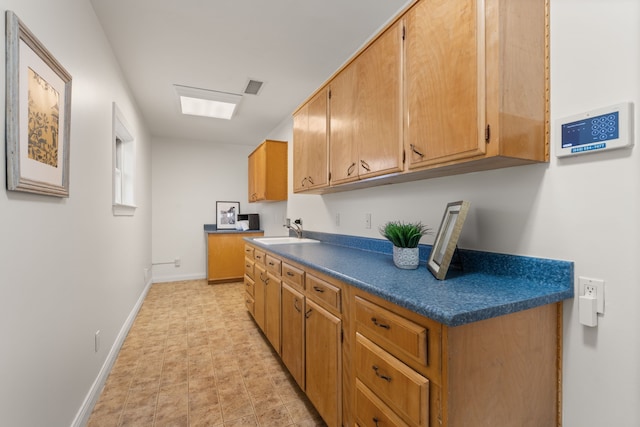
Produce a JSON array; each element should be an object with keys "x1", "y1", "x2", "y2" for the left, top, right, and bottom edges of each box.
[{"x1": 253, "y1": 237, "x2": 320, "y2": 245}]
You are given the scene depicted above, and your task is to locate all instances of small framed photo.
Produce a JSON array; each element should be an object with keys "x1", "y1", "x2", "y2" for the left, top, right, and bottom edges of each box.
[
  {"x1": 428, "y1": 201, "x2": 471, "y2": 280},
  {"x1": 216, "y1": 201, "x2": 240, "y2": 229},
  {"x1": 5, "y1": 11, "x2": 72, "y2": 197}
]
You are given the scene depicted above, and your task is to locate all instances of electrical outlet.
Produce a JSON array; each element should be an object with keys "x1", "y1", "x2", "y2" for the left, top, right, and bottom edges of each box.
[
  {"x1": 174, "y1": 258, "x2": 181, "y2": 267},
  {"x1": 365, "y1": 213, "x2": 372, "y2": 229},
  {"x1": 579, "y1": 277, "x2": 604, "y2": 313}
]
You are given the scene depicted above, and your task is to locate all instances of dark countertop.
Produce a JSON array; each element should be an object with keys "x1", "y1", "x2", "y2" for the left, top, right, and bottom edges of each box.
[
  {"x1": 244, "y1": 231, "x2": 574, "y2": 327},
  {"x1": 204, "y1": 224, "x2": 263, "y2": 234}
]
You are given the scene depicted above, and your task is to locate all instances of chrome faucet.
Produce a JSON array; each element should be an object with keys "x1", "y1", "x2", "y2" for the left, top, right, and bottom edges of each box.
[{"x1": 284, "y1": 218, "x2": 303, "y2": 239}]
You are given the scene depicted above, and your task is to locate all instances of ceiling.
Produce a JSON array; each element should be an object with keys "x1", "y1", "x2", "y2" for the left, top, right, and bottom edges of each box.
[{"x1": 90, "y1": 0, "x2": 412, "y2": 147}]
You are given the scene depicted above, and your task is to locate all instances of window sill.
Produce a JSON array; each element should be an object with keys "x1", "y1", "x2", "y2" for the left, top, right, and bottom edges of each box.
[{"x1": 113, "y1": 203, "x2": 137, "y2": 216}]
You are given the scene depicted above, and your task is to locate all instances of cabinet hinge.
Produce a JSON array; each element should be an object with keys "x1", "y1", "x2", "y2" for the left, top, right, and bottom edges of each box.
[
  {"x1": 485, "y1": 124, "x2": 491, "y2": 143},
  {"x1": 328, "y1": 171, "x2": 332, "y2": 181},
  {"x1": 402, "y1": 149, "x2": 406, "y2": 164}
]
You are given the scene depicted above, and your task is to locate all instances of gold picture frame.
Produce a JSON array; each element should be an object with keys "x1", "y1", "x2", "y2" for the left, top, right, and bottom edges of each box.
[
  {"x1": 5, "y1": 11, "x2": 72, "y2": 197},
  {"x1": 427, "y1": 201, "x2": 471, "y2": 280}
]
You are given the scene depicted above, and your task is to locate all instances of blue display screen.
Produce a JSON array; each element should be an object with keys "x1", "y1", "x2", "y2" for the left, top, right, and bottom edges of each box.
[{"x1": 561, "y1": 111, "x2": 619, "y2": 148}]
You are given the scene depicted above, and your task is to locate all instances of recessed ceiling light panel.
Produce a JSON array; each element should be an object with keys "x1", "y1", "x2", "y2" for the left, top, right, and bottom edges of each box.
[{"x1": 174, "y1": 84, "x2": 242, "y2": 120}]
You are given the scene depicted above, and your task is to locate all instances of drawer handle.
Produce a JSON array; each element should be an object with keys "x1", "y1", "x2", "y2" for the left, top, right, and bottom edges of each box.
[
  {"x1": 373, "y1": 417, "x2": 380, "y2": 427},
  {"x1": 268, "y1": 261, "x2": 275, "y2": 266},
  {"x1": 286, "y1": 271, "x2": 295, "y2": 277},
  {"x1": 313, "y1": 286, "x2": 325, "y2": 293},
  {"x1": 372, "y1": 365, "x2": 392, "y2": 382},
  {"x1": 371, "y1": 317, "x2": 390, "y2": 329},
  {"x1": 256, "y1": 255, "x2": 262, "y2": 260},
  {"x1": 294, "y1": 299, "x2": 302, "y2": 313},
  {"x1": 347, "y1": 162, "x2": 356, "y2": 176}
]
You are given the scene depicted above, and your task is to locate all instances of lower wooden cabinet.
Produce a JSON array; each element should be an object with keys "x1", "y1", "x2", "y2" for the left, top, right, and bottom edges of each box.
[
  {"x1": 281, "y1": 283, "x2": 305, "y2": 388},
  {"x1": 244, "y1": 243, "x2": 562, "y2": 427},
  {"x1": 305, "y1": 298, "x2": 342, "y2": 427},
  {"x1": 207, "y1": 232, "x2": 263, "y2": 283}
]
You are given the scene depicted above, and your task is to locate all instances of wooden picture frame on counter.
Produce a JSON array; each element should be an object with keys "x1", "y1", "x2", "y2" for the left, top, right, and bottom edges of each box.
[
  {"x1": 216, "y1": 201, "x2": 239, "y2": 229},
  {"x1": 5, "y1": 11, "x2": 72, "y2": 197},
  {"x1": 428, "y1": 200, "x2": 470, "y2": 280}
]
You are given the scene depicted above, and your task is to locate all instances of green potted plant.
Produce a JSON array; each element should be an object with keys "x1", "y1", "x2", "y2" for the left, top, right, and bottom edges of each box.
[{"x1": 380, "y1": 221, "x2": 431, "y2": 269}]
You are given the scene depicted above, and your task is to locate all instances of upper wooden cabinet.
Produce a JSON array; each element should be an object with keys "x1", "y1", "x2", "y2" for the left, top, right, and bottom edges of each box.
[
  {"x1": 248, "y1": 139, "x2": 287, "y2": 203},
  {"x1": 330, "y1": 21, "x2": 404, "y2": 185},
  {"x1": 293, "y1": 0, "x2": 549, "y2": 193},
  {"x1": 405, "y1": 0, "x2": 548, "y2": 171},
  {"x1": 293, "y1": 88, "x2": 329, "y2": 192},
  {"x1": 405, "y1": 0, "x2": 483, "y2": 167}
]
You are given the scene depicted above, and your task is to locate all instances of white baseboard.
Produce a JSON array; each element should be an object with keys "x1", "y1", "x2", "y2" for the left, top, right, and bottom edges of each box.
[
  {"x1": 152, "y1": 272, "x2": 206, "y2": 283},
  {"x1": 71, "y1": 277, "x2": 153, "y2": 427}
]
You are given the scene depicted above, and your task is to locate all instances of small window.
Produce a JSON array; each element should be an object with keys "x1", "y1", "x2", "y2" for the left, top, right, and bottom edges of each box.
[{"x1": 112, "y1": 103, "x2": 136, "y2": 216}]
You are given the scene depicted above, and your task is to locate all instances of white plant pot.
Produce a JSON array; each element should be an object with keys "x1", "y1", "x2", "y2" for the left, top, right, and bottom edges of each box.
[{"x1": 393, "y1": 246, "x2": 419, "y2": 270}]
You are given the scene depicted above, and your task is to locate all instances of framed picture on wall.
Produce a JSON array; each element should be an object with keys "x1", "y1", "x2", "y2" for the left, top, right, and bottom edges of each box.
[
  {"x1": 427, "y1": 200, "x2": 471, "y2": 280},
  {"x1": 216, "y1": 201, "x2": 240, "y2": 229},
  {"x1": 5, "y1": 11, "x2": 73, "y2": 197}
]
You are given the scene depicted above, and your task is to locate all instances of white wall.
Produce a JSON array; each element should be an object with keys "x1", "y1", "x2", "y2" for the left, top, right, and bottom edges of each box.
[
  {"x1": 0, "y1": 1, "x2": 152, "y2": 426},
  {"x1": 277, "y1": 1, "x2": 640, "y2": 425},
  {"x1": 151, "y1": 137, "x2": 257, "y2": 281}
]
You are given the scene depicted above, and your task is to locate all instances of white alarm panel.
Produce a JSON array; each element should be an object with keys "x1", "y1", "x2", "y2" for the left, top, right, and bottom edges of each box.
[{"x1": 556, "y1": 102, "x2": 633, "y2": 157}]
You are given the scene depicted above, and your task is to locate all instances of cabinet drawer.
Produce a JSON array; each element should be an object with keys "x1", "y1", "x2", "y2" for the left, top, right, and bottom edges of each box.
[
  {"x1": 245, "y1": 294, "x2": 255, "y2": 316},
  {"x1": 265, "y1": 254, "x2": 282, "y2": 275},
  {"x1": 244, "y1": 257, "x2": 255, "y2": 280},
  {"x1": 254, "y1": 249, "x2": 266, "y2": 264},
  {"x1": 245, "y1": 276, "x2": 255, "y2": 297},
  {"x1": 355, "y1": 379, "x2": 410, "y2": 427},
  {"x1": 282, "y1": 263, "x2": 304, "y2": 289},
  {"x1": 244, "y1": 245, "x2": 255, "y2": 258},
  {"x1": 355, "y1": 296, "x2": 428, "y2": 365},
  {"x1": 307, "y1": 274, "x2": 341, "y2": 312},
  {"x1": 355, "y1": 333, "x2": 429, "y2": 427}
]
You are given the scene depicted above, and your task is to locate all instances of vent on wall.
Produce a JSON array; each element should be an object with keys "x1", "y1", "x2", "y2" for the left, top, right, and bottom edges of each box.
[{"x1": 244, "y1": 79, "x2": 264, "y2": 95}]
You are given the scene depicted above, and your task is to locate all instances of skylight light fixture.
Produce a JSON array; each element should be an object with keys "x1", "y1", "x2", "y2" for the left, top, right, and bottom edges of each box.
[{"x1": 174, "y1": 84, "x2": 242, "y2": 120}]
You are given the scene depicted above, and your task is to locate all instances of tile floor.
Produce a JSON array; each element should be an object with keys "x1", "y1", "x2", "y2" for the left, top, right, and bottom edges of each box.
[{"x1": 88, "y1": 280, "x2": 326, "y2": 427}]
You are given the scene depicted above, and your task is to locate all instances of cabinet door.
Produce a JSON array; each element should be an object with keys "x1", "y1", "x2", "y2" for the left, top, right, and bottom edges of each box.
[
  {"x1": 281, "y1": 283, "x2": 305, "y2": 388},
  {"x1": 305, "y1": 299, "x2": 342, "y2": 427},
  {"x1": 329, "y1": 62, "x2": 359, "y2": 185},
  {"x1": 208, "y1": 233, "x2": 262, "y2": 283},
  {"x1": 265, "y1": 271, "x2": 282, "y2": 354},
  {"x1": 254, "y1": 263, "x2": 267, "y2": 331},
  {"x1": 356, "y1": 21, "x2": 403, "y2": 180},
  {"x1": 293, "y1": 106, "x2": 309, "y2": 193},
  {"x1": 405, "y1": 0, "x2": 485, "y2": 168},
  {"x1": 248, "y1": 144, "x2": 266, "y2": 201},
  {"x1": 293, "y1": 89, "x2": 329, "y2": 192}
]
